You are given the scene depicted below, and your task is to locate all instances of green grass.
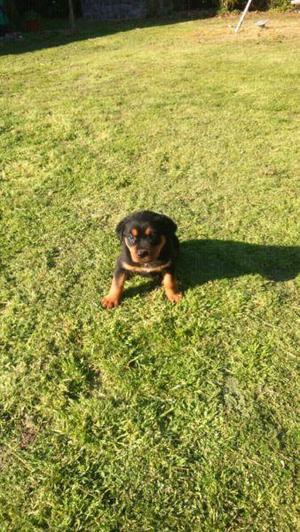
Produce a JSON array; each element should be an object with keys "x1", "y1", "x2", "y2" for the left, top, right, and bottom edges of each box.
[{"x1": 0, "y1": 13, "x2": 299, "y2": 530}]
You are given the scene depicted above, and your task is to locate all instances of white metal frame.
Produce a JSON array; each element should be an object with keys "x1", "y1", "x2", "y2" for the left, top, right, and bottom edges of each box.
[{"x1": 234, "y1": 0, "x2": 254, "y2": 33}]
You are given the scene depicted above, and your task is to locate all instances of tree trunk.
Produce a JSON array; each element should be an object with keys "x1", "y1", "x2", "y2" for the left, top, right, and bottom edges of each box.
[
  {"x1": 68, "y1": 0, "x2": 76, "y2": 32},
  {"x1": 5, "y1": 0, "x2": 19, "y2": 28}
]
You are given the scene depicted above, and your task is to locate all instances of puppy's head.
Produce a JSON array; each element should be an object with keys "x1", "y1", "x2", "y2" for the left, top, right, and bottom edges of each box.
[{"x1": 116, "y1": 210, "x2": 177, "y2": 264}]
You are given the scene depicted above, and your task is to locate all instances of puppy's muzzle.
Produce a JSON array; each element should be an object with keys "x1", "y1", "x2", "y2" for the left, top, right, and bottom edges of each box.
[{"x1": 137, "y1": 249, "x2": 149, "y2": 259}]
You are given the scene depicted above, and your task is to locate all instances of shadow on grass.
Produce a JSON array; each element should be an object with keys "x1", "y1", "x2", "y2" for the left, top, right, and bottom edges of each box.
[
  {"x1": 178, "y1": 239, "x2": 300, "y2": 290},
  {"x1": 123, "y1": 278, "x2": 160, "y2": 301},
  {"x1": 0, "y1": 10, "x2": 217, "y2": 56},
  {"x1": 123, "y1": 239, "x2": 300, "y2": 299}
]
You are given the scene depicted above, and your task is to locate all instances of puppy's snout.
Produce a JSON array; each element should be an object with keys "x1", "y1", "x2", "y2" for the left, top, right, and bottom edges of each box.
[{"x1": 137, "y1": 249, "x2": 148, "y2": 258}]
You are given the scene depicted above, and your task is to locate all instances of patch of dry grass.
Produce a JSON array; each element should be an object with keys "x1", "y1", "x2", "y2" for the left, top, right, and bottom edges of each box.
[{"x1": 188, "y1": 12, "x2": 300, "y2": 43}]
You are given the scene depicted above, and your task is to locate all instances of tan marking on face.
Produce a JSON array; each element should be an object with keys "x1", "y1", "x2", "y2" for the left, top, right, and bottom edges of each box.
[
  {"x1": 145, "y1": 226, "x2": 153, "y2": 236},
  {"x1": 125, "y1": 234, "x2": 166, "y2": 264},
  {"x1": 131, "y1": 227, "x2": 138, "y2": 237},
  {"x1": 125, "y1": 238, "x2": 140, "y2": 262},
  {"x1": 151, "y1": 235, "x2": 166, "y2": 261}
]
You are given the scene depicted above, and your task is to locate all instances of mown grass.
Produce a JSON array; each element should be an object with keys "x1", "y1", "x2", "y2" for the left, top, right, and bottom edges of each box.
[{"x1": 0, "y1": 13, "x2": 299, "y2": 530}]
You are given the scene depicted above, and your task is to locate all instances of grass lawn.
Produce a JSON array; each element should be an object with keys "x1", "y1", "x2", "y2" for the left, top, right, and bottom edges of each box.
[{"x1": 0, "y1": 12, "x2": 299, "y2": 530}]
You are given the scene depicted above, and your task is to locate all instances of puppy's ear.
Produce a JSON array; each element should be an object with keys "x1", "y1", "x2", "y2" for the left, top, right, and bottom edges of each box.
[
  {"x1": 157, "y1": 214, "x2": 177, "y2": 235},
  {"x1": 115, "y1": 215, "x2": 131, "y2": 241}
]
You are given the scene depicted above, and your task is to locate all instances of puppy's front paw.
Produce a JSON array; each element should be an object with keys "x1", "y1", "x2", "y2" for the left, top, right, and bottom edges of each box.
[
  {"x1": 101, "y1": 295, "x2": 121, "y2": 309},
  {"x1": 167, "y1": 291, "x2": 183, "y2": 303}
]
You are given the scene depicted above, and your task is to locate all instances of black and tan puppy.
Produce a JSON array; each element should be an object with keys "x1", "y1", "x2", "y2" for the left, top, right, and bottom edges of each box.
[{"x1": 102, "y1": 210, "x2": 182, "y2": 309}]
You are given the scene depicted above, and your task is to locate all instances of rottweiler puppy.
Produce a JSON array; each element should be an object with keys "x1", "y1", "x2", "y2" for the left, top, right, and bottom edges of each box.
[{"x1": 101, "y1": 210, "x2": 182, "y2": 308}]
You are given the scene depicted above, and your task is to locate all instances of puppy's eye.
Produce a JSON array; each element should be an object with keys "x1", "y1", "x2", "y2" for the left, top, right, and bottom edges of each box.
[{"x1": 127, "y1": 234, "x2": 136, "y2": 245}]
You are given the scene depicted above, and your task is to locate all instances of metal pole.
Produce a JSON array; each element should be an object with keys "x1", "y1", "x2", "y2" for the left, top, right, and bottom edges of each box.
[{"x1": 234, "y1": 0, "x2": 253, "y2": 33}]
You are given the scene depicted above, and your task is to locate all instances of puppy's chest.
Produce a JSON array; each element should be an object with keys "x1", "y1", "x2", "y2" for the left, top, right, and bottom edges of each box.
[{"x1": 121, "y1": 260, "x2": 172, "y2": 276}]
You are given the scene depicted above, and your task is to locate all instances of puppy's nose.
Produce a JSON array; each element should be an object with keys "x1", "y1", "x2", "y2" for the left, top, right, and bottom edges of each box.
[{"x1": 137, "y1": 249, "x2": 148, "y2": 258}]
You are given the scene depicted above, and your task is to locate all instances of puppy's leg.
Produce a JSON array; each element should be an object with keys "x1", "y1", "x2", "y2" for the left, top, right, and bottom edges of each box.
[
  {"x1": 102, "y1": 268, "x2": 127, "y2": 309},
  {"x1": 162, "y1": 271, "x2": 182, "y2": 303}
]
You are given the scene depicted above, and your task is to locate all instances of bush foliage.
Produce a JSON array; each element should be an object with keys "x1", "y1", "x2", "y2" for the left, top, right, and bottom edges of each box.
[{"x1": 9, "y1": 0, "x2": 291, "y2": 19}]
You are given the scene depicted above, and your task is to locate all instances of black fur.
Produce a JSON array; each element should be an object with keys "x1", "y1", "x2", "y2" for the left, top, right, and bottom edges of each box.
[
  {"x1": 115, "y1": 210, "x2": 179, "y2": 276},
  {"x1": 116, "y1": 210, "x2": 177, "y2": 241},
  {"x1": 102, "y1": 211, "x2": 182, "y2": 308}
]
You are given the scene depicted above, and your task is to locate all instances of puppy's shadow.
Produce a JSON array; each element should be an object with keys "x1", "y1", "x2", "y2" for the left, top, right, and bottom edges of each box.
[
  {"x1": 123, "y1": 279, "x2": 160, "y2": 300},
  {"x1": 178, "y1": 239, "x2": 300, "y2": 290}
]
